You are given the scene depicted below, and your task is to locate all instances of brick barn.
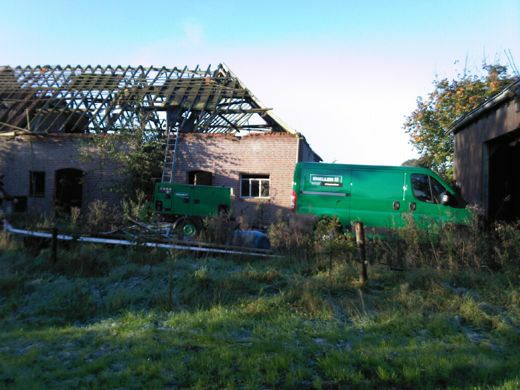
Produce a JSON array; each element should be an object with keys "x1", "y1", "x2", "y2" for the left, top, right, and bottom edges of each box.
[{"x1": 0, "y1": 64, "x2": 320, "y2": 226}]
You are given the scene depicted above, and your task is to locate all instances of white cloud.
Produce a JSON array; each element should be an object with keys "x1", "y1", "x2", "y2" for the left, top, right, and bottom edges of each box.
[{"x1": 180, "y1": 20, "x2": 205, "y2": 47}]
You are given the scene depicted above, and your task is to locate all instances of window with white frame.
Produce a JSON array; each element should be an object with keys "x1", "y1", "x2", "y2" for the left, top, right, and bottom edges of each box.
[{"x1": 240, "y1": 174, "x2": 270, "y2": 198}]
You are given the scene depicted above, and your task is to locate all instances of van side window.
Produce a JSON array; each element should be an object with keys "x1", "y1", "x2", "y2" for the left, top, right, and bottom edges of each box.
[
  {"x1": 430, "y1": 177, "x2": 446, "y2": 203},
  {"x1": 411, "y1": 174, "x2": 446, "y2": 204},
  {"x1": 411, "y1": 174, "x2": 431, "y2": 202}
]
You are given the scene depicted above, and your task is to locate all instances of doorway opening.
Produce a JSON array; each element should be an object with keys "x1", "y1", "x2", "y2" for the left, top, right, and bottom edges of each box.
[
  {"x1": 55, "y1": 168, "x2": 84, "y2": 213},
  {"x1": 488, "y1": 134, "x2": 520, "y2": 221}
]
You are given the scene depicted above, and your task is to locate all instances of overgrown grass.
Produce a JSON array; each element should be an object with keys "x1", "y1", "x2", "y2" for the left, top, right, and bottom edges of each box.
[{"x1": 0, "y1": 224, "x2": 519, "y2": 388}]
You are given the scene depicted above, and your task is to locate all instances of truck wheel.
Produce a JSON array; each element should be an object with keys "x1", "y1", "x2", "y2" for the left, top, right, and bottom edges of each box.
[{"x1": 174, "y1": 217, "x2": 200, "y2": 239}]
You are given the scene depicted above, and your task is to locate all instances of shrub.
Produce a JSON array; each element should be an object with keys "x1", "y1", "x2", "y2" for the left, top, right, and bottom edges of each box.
[
  {"x1": 85, "y1": 200, "x2": 122, "y2": 233},
  {"x1": 395, "y1": 215, "x2": 437, "y2": 268},
  {"x1": 268, "y1": 212, "x2": 314, "y2": 260},
  {"x1": 313, "y1": 216, "x2": 356, "y2": 258},
  {"x1": 493, "y1": 221, "x2": 520, "y2": 276},
  {"x1": 122, "y1": 190, "x2": 152, "y2": 222},
  {"x1": 364, "y1": 214, "x2": 520, "y2": 273},
  {"x1": 199, "y1": 211, "x2": 237, "y2": 244}
]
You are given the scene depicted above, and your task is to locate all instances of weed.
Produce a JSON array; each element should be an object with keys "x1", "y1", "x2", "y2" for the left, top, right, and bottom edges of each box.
[
  {"x1": 0, "y1": 231, "x2": 19, "y2": 252},
  {"x1": 493, "y1": 221, "x2": 520, "y2": 275},
  {"x1": 0, "y1": 274, "x2": 23, "y2": 297},
  {"x1": 200, "y1": 212, "x2": 236, "y2": 244},
  {"x1": 53, "y1": 245, "x2": 117, "y2": 277},
  {"x1": 121, "y1": 191, "x2": 152, "y2": 222},
  {"x1": 360, "y1": 215, "x2": 520, "y2": 274},
  {"x1": 85, "y1": 200, "x2": 122, "y2": 233},
  {"x1": 268, "y1": 212, "x2": 314, "y2": 260}
]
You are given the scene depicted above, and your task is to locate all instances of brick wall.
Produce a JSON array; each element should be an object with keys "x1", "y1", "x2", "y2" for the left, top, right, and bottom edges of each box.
[
  {"x1": 0, "y1": 131, "x2": 321, "y2": 226},
  {"x1": 174, "y1": 132, "x2": 319, "y2": 226},
  {"x1": 0, "y1": 134, "x2": 122, "y2": 215}
]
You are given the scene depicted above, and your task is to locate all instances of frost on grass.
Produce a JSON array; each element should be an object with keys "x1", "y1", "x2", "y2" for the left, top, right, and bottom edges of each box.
[{"x1": 0, "y1": 235, "x2": 518, "y2": 388}]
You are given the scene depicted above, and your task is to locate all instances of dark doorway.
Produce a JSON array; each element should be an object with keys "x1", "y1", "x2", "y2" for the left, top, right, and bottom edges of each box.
[
  {"x1": 188, "y1": 170, "x2": 212, "y2": 186},
  {"x1": 55, "y1": 168, "x2": 83, "y2": 213},
  {"x1": 488, "y1": 135, "x2": 520, "y2": 221}
]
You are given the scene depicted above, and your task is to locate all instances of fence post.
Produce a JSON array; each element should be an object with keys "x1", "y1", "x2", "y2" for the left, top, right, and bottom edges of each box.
[
  {"x1": 354, "y1": 221, "x2": 368, "y2": 284},
  {"x1": 51, "y1": 226, "x2": 58, "y2": 264}
]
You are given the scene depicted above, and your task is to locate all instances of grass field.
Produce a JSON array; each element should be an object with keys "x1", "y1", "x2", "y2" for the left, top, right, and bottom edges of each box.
[{"x1": 0, "y1": 233, "x2": 519, "y2": 389}]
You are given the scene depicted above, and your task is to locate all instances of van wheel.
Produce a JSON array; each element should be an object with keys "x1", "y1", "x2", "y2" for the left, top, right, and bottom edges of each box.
[{"x1": 174, "y1": 217, "x2": 200, "y2": 240}]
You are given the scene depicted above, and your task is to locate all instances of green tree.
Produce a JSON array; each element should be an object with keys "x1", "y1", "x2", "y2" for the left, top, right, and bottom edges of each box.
[
  {"x1": 114, "y1": 129, "x2": 164, "y2": 196},
  {"x1": 404, "y1": 64, "x2": 515, "y2": 180},
  {"x1": 85, "y1": 126, "x2": 164, "y2": 199},
  {"x1": 401, "y1": 158, "x2": 422, "y2": 167}
]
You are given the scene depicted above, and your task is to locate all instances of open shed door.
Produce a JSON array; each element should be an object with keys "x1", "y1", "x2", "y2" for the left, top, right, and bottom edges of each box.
[{"x1": 488, "y1": 136, "x2": 520, "y2": 221}]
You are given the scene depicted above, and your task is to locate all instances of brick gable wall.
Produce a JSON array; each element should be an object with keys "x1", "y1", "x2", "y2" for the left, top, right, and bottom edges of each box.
[{"x1": 174, "y1": 132, "x2": 318, "y2": 226}]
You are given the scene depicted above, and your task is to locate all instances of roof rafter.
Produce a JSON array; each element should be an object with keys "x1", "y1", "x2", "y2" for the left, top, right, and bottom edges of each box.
[{"x1": 0, "y1": 64, "x2": 297, "y2": 136}]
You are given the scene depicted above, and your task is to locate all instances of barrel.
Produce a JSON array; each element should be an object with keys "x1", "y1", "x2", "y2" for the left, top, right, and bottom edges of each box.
[{"x1": 231, "y1": 230, "x2": 271, "y2": 250}]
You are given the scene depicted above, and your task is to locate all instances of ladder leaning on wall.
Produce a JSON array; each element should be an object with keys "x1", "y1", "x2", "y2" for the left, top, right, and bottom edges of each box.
[{"x1": 161, "y1": 65, "x2": 215, "y2": 183}]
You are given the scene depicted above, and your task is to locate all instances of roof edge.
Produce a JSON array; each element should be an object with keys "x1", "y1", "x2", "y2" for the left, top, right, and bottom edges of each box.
[
  {"x1": 220, "y1": 63, "x2": 298, "y2": 135},
  {"x1": 450, "y1": 78, "x2": 520, "y2": 133}
]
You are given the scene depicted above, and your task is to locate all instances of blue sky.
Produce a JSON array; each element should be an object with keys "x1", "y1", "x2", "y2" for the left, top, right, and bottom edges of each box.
[{"x1": 1, "y1": 0, "x2": 519, "y2": 165}]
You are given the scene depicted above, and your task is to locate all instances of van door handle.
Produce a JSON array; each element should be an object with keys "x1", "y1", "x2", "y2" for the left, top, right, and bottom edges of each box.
[
  {"x1": 393, "y1": 201, "x2": 400, "y2": 210},
  {"x1": 409, "y1": 202, "x2": 416, "y2": 211}
]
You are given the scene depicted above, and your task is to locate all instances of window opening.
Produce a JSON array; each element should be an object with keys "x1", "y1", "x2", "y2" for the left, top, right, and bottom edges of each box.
[
  {"x1": 55, "y1": 168, "x2": 83, "y2": 213},
  {"x1": 188, "y1": 170, "x2": 213, "y2": 186},
  {"x1": 29, "y1": 171, "x2": 45, "y2": 197},
  {"x1": 240, "y1": 174, "x2": 270, "y2": 198}
]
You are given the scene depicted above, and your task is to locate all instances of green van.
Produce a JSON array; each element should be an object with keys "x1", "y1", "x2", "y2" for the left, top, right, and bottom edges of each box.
[{"x1": 291, "y1": 162, "x2": 470, "y2": 230}]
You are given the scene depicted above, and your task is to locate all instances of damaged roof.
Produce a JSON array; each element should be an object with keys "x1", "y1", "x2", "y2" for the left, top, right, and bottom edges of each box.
[{"x1": 0, "y1": 64, "x2": 297, "y2": 136}]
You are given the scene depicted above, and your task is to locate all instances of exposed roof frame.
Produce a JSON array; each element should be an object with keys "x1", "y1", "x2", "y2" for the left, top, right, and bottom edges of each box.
[{"x1": 0, "y1": 64, "x2": 297, "y2": 136}]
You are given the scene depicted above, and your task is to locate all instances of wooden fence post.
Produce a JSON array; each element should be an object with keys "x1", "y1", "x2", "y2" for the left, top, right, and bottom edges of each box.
[{"x1": 354, "y1": 222, "x2": 368, "y2": 284}]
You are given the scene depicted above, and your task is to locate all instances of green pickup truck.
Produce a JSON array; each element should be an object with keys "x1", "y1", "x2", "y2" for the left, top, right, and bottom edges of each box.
[{"x1": 292, "y1": 162, "x2": 470, "y2": 230}]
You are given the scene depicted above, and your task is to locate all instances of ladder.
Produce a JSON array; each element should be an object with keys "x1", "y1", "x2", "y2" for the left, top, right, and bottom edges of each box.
[
  {"x1": 161, "y1": 125, "x2": 180, "y2": 183},
  {"x1": 161, "y1": 65, "x2": 214, "y2": 183}
]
